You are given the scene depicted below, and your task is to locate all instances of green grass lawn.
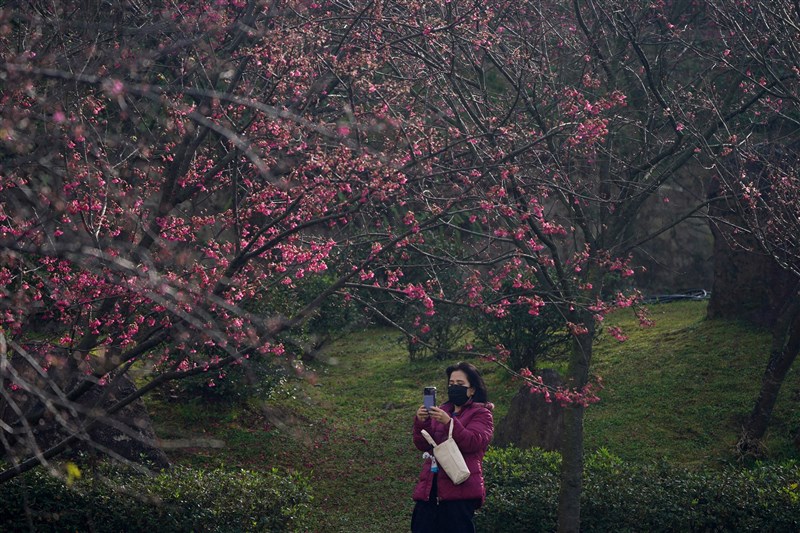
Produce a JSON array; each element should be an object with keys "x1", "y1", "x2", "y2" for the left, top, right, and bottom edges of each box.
[
  {"x1": 147, "y1": 300, "x2": 800, "y2": 532},
  {"x1": 587, "y1": 301, "x2": 799, "y2": 465}
]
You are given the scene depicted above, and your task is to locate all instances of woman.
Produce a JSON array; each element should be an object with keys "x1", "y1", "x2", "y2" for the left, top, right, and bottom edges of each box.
[{"x1": 411, "y1": 362, "x2": 494, "y2": 533}]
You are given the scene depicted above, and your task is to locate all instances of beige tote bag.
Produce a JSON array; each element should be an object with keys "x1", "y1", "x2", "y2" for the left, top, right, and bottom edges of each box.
[{"x1": 421, "y1": 419, "x2": 470, "y2": 485}]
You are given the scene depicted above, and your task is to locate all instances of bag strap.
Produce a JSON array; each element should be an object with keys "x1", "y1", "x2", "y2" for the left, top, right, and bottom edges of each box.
[
  {"x1": 421, "y1": 418, "x2": 454, "y2": 447},
  {"x1": 420, "y1": 429, "x2": 437, "y2": 448}
]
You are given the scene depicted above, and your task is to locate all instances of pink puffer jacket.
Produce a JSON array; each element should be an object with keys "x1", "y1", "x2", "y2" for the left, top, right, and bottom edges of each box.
[{"x1": 412, "y1": 400, "x2": 494, "y2": 507}]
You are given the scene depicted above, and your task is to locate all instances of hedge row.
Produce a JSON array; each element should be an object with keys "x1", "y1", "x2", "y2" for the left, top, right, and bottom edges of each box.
[
  {"x1": 0, "y1": 464, "x2": 312, "y2": 532},
  {"x1": 6, "y1": 448, "x2": 798, "y2": 532},
  {"x1": 477, "y1": 447, "x2": 800, "y2": 533}
]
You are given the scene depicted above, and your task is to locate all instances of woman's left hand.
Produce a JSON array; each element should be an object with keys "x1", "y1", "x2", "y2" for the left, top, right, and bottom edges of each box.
[{"x1": 427, "y1": 406, "x2": 451, "y2": 425}]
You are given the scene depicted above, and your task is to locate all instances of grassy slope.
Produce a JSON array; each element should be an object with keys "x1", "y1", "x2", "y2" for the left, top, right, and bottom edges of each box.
[
  {"x1": 588, "y1": 300, "x2": 799, "y2": 465},
  {"x1": 148, "y1": 301, "x2": 800, "y2": 532}
]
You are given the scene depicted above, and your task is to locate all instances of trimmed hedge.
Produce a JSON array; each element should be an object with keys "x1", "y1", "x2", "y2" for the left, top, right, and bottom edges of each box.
[
  {"x1": 0, "y1": 464, "x2": 312, "y2": 532},
  {"x1": 477, "y1": 447, "x2": 800, "y2": 533}
]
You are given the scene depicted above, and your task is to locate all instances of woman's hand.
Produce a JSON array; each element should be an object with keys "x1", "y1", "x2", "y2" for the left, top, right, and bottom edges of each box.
[
  {"x1": 416, "y1": 405, "x2": 430, "y2": 422},
  {"x1": 427, "y1": 406, "x2": 451, "y2": 426}
]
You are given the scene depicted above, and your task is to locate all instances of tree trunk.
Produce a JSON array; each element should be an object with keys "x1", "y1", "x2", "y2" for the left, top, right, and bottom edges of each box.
[
  {"x1": 557, "y1": 402, "x2": 585, "y2": 533},
  {"x1": 739, "y1": 294, "x2": 800, "y2": 455},
  {"x1": 557, "y1": 320, "x2": 593, "y2": 532}
]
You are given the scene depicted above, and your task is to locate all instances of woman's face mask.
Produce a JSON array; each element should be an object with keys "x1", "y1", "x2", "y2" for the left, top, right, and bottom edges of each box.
[{"x1": 447, "y1": 384, "x2": 470, "y2": 406}]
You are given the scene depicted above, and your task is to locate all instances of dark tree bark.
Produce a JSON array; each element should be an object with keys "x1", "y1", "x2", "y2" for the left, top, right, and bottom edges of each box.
[
  {"x1": 558, "y1": 403, "x2": 586, "y2": 533},
  {"x1": 557, "y1": 315, "x2": 594, "y2": 533},
  {"x1": 738, "y1": 290, "x2": 800, "y2": 456}
]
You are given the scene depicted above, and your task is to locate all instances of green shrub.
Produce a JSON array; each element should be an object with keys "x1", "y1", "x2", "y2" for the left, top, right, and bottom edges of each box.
[
  {"x1": 477, "y1": 446, "x2": 560, "y2": 532},
  {"x1": 0, "y1": 464, "x2": 312, "y2": 532},
  {"x1": 477, "y1": 447, "x2": 800, "y2": 533},
  {"x1": 167, "y1": 355, "x2": 289, "y2": 404},
  {"x1": 464, "y1": 282, "x2": 571, "y2": 371},
  {"x1": 398, "y1": 301, "x2": 472, "y2": 361},
  {"x1": 166, "y1": 273, "x2": 363, "y2": 404}
]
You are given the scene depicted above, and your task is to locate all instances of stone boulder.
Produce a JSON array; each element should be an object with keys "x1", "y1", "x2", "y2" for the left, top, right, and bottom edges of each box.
[
  {"x1": 493, "y1": 368, "x2": 564, "y2": 451},
  {"x1": 2, "y1": 359, "x2": 169, "y2": 470},
  {"x1": 78, "y1": 373, "x2": 170, "y2": 468}
]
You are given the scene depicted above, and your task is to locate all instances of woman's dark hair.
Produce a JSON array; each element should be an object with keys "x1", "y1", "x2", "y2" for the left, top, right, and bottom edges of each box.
[{"x1": 446, "y1": 362, "x2": 488, "y2": 403}]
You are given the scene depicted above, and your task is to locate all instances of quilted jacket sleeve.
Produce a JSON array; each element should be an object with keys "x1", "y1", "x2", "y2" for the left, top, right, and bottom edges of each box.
[{"x1": 412, "y1": 416, "x2": 433, "y2": 451}]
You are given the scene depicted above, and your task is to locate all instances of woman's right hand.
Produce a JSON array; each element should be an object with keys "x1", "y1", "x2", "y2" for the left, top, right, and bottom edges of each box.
[{"x1": 416, "y1": 405, "x2": 430, "y2": 421}]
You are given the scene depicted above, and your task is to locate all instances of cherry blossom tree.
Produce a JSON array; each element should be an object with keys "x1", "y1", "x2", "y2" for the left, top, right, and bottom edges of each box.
[
  {"x1": 2, "y1": 1, "x2": 795, "y2": 531},
  {"x1": 700, "y1": 0, "x2": 800, "y2": 457},
  {"x1": 352, "y1": 1, "x2": 794, "y2": 529},
  {"x1": 0, "y1": 0, "x2": 441, "y2": 482},
  {"x1": 712, "y1": 142, "x2": 800, "y2": 457}
]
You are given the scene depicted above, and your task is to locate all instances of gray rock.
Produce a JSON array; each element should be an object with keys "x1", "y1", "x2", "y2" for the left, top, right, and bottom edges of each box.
[
  {"x1": 494, "y1": 368, "x2": 564, "y2": 451},
  {"x1": 2, "y1": 360, "x2": 169, "y2": 470}
]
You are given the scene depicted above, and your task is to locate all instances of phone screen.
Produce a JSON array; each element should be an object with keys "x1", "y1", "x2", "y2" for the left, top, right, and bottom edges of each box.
[{"x1": 423, "y1": 387, "x2": 437, "y2": 410}]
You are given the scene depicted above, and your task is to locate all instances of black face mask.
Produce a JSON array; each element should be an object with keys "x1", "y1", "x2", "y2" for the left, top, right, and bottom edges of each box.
[{"x1": 447, "y1": 384, "x2": 470, "y2": 406}]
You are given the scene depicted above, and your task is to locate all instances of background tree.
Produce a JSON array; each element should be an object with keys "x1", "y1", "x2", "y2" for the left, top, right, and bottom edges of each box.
[
  {"x1": 0, "y1": 0, "x2": 446, "y2": 481},
  {"x1": 2, "y1": 1, "x2": 797, "y2": 532},
  {"x1": 701, "y1": 1, "x2": 800, "y2": 457},
  {"x1": 353, "y1": 1, "x2": 794, "y2": 529}
]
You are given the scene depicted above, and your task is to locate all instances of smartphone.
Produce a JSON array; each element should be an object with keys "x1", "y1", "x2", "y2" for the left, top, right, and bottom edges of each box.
[{"x1": 423, "y1": 386, "x2": 437, "y2": 411}]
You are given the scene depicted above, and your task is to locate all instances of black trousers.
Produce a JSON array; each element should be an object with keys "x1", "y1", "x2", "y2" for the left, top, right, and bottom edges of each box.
[
  {"x1": 411, "y1": 500, "x2": 475, "y2": 533},
  {"x1": 411, "y1": 471, "x2": 479, "y2": 532},
  {"x1": 410, "y1": 498, "x2": 478, "y2": 533}
]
